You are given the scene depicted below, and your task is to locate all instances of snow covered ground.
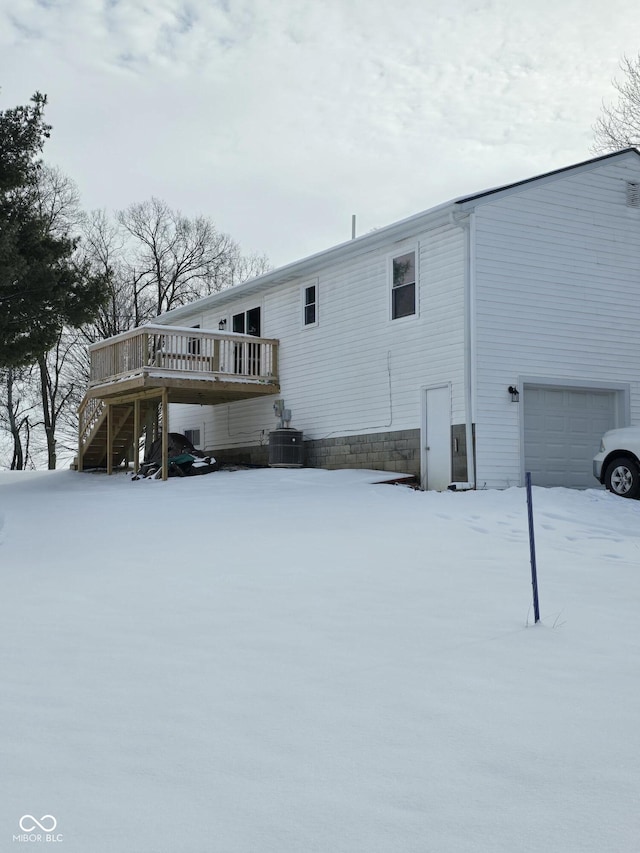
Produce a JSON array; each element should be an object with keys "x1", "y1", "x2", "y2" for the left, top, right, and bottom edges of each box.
[{"x1": 1, "y1": 468, "x2": 640, "y2": 852}]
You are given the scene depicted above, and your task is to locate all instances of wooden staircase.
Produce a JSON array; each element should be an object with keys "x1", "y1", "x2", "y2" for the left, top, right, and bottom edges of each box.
[
  {"x1": 76, "y1": 396, "x2": 140, "y2": 471},
  {"x1": 75, "y1": 324, "x2": 281, "y2": 478}
]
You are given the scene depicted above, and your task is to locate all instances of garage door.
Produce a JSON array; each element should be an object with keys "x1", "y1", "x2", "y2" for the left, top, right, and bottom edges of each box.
[{"x1": 523, "y1": 386, "x2": 618, "y2": 488}]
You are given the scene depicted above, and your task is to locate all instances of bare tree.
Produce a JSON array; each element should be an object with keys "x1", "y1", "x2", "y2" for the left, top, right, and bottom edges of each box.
[
  {"x1": 37, "y1": 329, "x2": 84, "y2": 469},
  {"x1": 117, "y1": 198, "x2": 246, "y2": 320},
  {"x1": 0, "y1": 366, "x2": 36, "y2": 469},
  {"x1": 80, "y1": 199, "x2": 270, "y2": 343},
  {"x1": 34, "y1": 164, "x2": 82, "y2": 234},
  {"x1": 31, "y1": 165, "x2": 92, "y2": 468},
  {"x1": 79, "y1": 209, "x2": 134, "y2": 341},
  {"x1": 593, "y1": 54, "x2": 640, "y2": 152},
  {"x1": 223, "y1": 248, "x2": 270, "y2": 289}
]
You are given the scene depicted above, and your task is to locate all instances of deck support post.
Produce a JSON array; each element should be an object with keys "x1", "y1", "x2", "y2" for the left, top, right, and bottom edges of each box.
[
  {"x1": 106, "y1": 403, "x2": 113, "y2": 475},
  {"x1": 77, "y1": 421, "x2": 84, "y2": 473},
  {"x1": 133, "y1": 399, "x2": 140, "y2": 474},
  {"x1": 161, "y1": 388, "x2": 169, "y2": 481}
]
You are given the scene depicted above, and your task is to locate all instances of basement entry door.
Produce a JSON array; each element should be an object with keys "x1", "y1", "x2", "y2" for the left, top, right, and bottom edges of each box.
[
  {"x1": 523, "y1": 385, "x2": 618, "y2": 488},
  {"x1": 423, "y1": 385, "x2": 451, "y2": 490}
]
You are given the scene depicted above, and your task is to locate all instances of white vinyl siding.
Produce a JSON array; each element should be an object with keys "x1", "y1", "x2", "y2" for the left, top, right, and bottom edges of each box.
[
  {"x1": 473, "y1": 160, "x2": 640, "y2": 488},
  {"x1": 166, "y1": 153, "x2": 640, "y2": 487},
  {"x1": 168, "y1": 223, "x2": 466, "y2": 451}
]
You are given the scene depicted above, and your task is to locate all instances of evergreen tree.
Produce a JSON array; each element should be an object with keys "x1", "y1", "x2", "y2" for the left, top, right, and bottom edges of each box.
[{"x1": 0, "y1": 92, "x2": 107, "y2": 368}]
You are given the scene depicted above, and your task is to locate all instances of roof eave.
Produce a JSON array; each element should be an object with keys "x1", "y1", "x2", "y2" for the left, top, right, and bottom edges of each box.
[
  {"x1": 155, "y1": 200, "x2": 457, "y2": 324},
  {"x1": 454, "y1": 147, "x2": 640, "y2": 210},
  {"x1": 156, "y1": 148, "x2": 640, "y2": 326}
]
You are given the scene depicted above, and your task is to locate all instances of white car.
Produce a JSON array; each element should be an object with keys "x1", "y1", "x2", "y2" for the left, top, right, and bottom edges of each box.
[{"x1": 593, "y1": 427, "x2": 640, "y2": 498}]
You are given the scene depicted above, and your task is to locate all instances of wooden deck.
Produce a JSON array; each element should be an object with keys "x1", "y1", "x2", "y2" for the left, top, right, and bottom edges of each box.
[
  {"x1": 87, "y1": 323, "x2": 279, "y2": 400},
  {"x1": 77, "y1": 324, "x2": 280, "y2": 477}
]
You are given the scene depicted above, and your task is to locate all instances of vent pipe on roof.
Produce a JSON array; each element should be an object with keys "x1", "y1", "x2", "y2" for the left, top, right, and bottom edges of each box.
[{"x1": 351, "y1": 214, "x2": 356, "y2": 239}]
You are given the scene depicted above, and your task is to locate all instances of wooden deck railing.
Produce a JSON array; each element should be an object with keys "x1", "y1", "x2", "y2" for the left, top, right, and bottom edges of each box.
[
  {"x1": 78, "y1": 395, "x2": 106, "y2": 450},
  {"x1": 88, "y1": 324, "x2": 279, "y2": 387}
]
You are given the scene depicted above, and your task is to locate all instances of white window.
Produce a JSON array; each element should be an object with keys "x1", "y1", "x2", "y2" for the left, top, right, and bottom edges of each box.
[
  {"x1": 302, "y1": 281, "x2": 318, "y2": 327},
  {"x1": 391, "y1": 250, "x2": 416, "y2": 320},
  {"x1": 184, "y1": 429, "x2": 201, "y2": 448}
]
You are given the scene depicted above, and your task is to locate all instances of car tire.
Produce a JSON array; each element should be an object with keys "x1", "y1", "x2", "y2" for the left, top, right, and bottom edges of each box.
[{"x1": 604, "y1": 456, "x2": 640, "y2": 499}]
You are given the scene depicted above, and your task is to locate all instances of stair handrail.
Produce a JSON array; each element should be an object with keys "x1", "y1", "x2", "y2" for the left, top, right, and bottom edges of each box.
[{"x1": 78, "y1": 395, "x2": 105, "y2": 447}]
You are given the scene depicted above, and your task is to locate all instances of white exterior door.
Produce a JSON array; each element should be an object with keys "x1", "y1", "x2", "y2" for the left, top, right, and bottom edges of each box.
[
  {"x1": 422, "y1": 385, "x2": 452, "y2": 490},
  {"x1": 523, "y1": 385, "x2": 618, "y2": 488}
]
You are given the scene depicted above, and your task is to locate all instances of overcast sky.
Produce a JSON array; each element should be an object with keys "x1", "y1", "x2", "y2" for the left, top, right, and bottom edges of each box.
[{"x1": 2, "y1": 0, "x2": 640, "y2": 268}]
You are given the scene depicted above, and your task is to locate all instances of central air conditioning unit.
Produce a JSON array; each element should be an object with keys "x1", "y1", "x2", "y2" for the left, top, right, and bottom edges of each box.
[{"x1": 268, "y1": 401, "x2": 304, "y2": 467}]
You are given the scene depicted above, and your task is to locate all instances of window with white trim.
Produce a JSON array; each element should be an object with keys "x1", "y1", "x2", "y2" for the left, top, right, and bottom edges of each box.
[
  {"x1": 184, "y1": 429, "x2": 201, "y2": 448},
  {"x1": 391, "y1": 251, "x2": 416, "y2": 319},
  {"x1": 302, "y1": 282, "x2": 318, "y2": 327}
]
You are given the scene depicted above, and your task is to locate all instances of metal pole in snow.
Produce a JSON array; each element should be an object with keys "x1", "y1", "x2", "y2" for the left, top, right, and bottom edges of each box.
[{"x1": 525, "y1": 472, "x2": 541, "y2": 623}]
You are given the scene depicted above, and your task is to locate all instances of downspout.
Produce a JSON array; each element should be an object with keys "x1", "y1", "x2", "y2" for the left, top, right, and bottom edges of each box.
[
  {"x1": 465, "y1": 212, "x2": 477, "y2": 488},
  {"x1": 449, "y1": 209, "x2": 476, "y2": 488}
]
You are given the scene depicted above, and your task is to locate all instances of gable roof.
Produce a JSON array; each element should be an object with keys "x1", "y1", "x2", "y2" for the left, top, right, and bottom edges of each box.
[
  {"x1": 158, "y1": 148, "x2": 640, "y2": 324},
  {"x1": 455, "y1": 147, "x2": 640, "y2": 207}
]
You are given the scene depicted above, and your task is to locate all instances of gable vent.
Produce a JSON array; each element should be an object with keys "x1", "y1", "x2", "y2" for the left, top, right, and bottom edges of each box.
[{"x1": 626, "y1": 182, "x2": 640, "y2": 207}]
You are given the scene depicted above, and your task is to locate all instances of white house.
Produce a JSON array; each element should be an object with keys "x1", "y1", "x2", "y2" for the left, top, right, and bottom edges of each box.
[{"x1": 80, "y1": 149, "x2": 640, "y2": 489}]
